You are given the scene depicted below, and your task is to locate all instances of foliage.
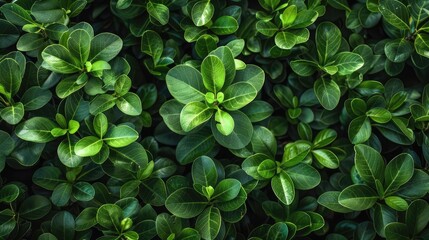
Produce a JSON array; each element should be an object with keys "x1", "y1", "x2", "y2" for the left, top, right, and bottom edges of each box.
[{"x1": 0, "y1": 0, "x2": 428, "y2": 239}]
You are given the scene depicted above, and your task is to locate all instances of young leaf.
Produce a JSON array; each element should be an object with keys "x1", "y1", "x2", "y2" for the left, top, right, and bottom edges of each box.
[
  {"x1": 74, "y1": 136, "x2": 103, "y2": 157},
  {"x1": 104, "y1": 125, "x2": 139, "y2": 148},
  {"x1": 180, "y1": 102, "x2": 213, "y2": 132},
  {"x1": 214, "y1": 109, "x2": 234, "y2": 136},
  {"x1": 271, "y1": 171, "x2": 295, "y2": 205},
  {"x1": 338, "y1": 185, "x2": 378, "y2": 211},
  {"x1": 201, "y1": 55, "x2": 225, "y2": 93}
]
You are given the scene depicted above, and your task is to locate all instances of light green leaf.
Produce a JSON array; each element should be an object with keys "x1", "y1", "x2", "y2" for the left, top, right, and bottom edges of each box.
[
  {"x1": 348, "y1": 116, "x2": 372, "y2": 144},
  {"x1": 104, "y1": 125, "x2": 139, "y2": 148},
  {"x1": 312, "y1": 149, "x2": 340, "y2": 169},
  {"x1": 201, "y1": 55, "x2": 225, "y2": 93},
  {"x1": 74, "y1": 136, "x2": 103, "y2": 157},
  {"x1": 316, "y1": 22, "x2": 342, "y2": 64},
  {"x1": 333, "y1": 52, "x2": 364, "y2": 75},
  {"x1": 180, "y1": 101, "x2": 213, "y2": 132},
  {"x1": 338, "y1": 184, "x2": 378, "y2": 211},
  {"x1": 67, "y1": 29, "x2": 91, "y2": 64},
  {"x1": 275, "y1": 29, "x2": 309, "y2": 50},
  {"x1": 222, "y1": 82, "x2": 257, "y2": 111},
  {"x1": 147, "y1": 2, "x2": 169, "y2": 25},
  {"x1": 116, "y1": 92, "x2": 142, "y2": 116},
  {"x1": 96, "y1": 204, "x2": 123, "y2": 231},
  {"x1": 256, "y1": 20, "x2": 278, "y2": 37},
  {"x1": 0, "y1": 102, "x2": 24, "y2": 125},
  {"x1": 415, "y1": 33, "x2": 429, "y2": 59},
  {"x1": 287, "y1": 163, "x2": 321, "y2": 189},
  {"x1": 15, "y1": 117, "x2": 58, "y2": 143},
  {"x1": 211, "y1": 16, "x2": 239, "y2": 35},
  {"x1": 214, "y1": 109, "x2": 234, "y2": 136},
  {"x1": 191, "y1": 1, "x2": 214, "y2": 27},
  {"x1": 271, "y1": 171, "x2": 295, "y2": 205}
]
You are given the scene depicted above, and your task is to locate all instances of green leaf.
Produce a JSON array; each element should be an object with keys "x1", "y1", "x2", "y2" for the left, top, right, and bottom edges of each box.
[
  {"x1": 384, "y1": 153, "x2": 414, "y2": 195},
  {"x1": 89, "y1": 33, "x2": 123, "y2": 62},
  {"x1": 196, "y1": 34, "x2": 218, "y2": 58},
  {"x1": 31, "y1": 0, "x2": 63, "y2": 23},
  {"x1": 165, "y1": 188, "x2": 208, "y2": 219},
  {"x1": 256, "y1": 21, "x2": 278, "y2": 37},
  {"x1": 192, "y1": 156, "x2": 218, "y2": 188},
  {"x1": 338, "y1": 184, "x2": 378, "y2": 211},
  {"x1": 166, "y1": 65, "x2": 206, "y2": 104},
  {"x1": 73, "y1": 182, "x2": 95, "y2": 202},
  {"x1": 385, "y1": 38, "x2": 413, "y2": 63},
  {"x1": 116, "y1": 92, "x2": 142, "y2": 116},
  {"x1": 0, "y1": 102, "x2": 24, "y2": 125},
  {"x1": 58, "y1": 138, "x2": 84, "y2": 167},
  {"x1": 211, "y1": 110, "x2": 253, "y2": 149},
  {"x1": 287, "y1": 163, "x2": 321, "y2": 189},
  {"x1": 282, "y1": 141, "x2": 312, "y2": 167},
  {"x1": 251, "y1": 126, "x2": 277, "y2": 158},
  {"x1": 75, "y1": 207, "x2": 98, "y2": 231},
  {"x1": 201, "y1": 55, "x2": 225, "y2": 93},
  {"x1": 42, "y1": 44, "x2": 81, "y2": 74},
  {"x1": 21, "y1": 86, "x2": 52, "y2": 111},
  {"x1": 275, "y1": 29, "x2": 309, "y2": 50},
  {"x1": 222, "y1": 82, "x2": 257, "y2": 111},
  {"x1": 271, "y1": 171, "x2": 295, "y2": 205},
  {"x1": 257, "y1": 159, "x2": 277, "y2": 179},
  {"x1": 354, "y1": 144, "x2": 385, "y2": 186},
  {"x1": 147, "y1": 2, "x2": 169, "y2": 25},
  {"x1": 176, "y1": 128, "x2": 216, "y2": 165},
  {"x1": 406, "y1": 199, "x2": 429, "y2": 235},
  {"x1": 208, "y1": 47, "x2": 236, "y2": 87},
  {"x1": 314, "y1": 78, "x2": 341, "y2": 110},
  {"x1": 0, "y1": 184, "x2": 19, "y2": 203},
  {"x1": 15, "y1": 117, "x2": 58, "y2": 143},
  {"x1": 0, "y1": 58, "x2": 22, "y2": 99},
  {"x1": 316, "y1": 22, "x2": 342, "y2": 64},
  {"x1": 290, "y1": 60, "x2": 318, "y2": 77},
  {"x1": 415, "y1": 33, "x2": 429, "y2": 59},
  {"x1": 378, "y1": 0, "x2": 410, "y2": 30},
  {"x1": 32, "y1": 166, "x2": 64, "y2": 190},
  {"x1": 312, "y1": 149, "x2": 340, "y2": 169},
  {"x1": 51, "y1": 211, "x2": 75, "y2": 240},
  {"x1": 411, "y1": 0, "x2": 429, "y2": 25},
  {"x1": 348, "y1": 116, "x2": 372, "y2": 144},
  {"x1": 67, "y1": 29, "x2": 91, "y2": 64},
  {"x1": 96, "y1": 204, "x2": 123, "y2": 232},
  {"x1": 384, "y1": 223, "x2": 410, "y2": 240},
  {"x1": 280, "y1": 5, "x2": 297, "y2": 28},
  {"x1": 333, "y1": 52, "x2": 365, "y2": 75},
  {"x1": 191, "y1": 1, "x2": 214, "y2": 27},
  {"x1": 214, "y1": 109, "x2": 234, "y2": 136},
  {"x1": 212, "y1": 179, "x2": 241, "y2": 201},
  {"x1": 318, "y1": 191, "x2": 353, "y2": 213},
  {"x1": 195, "y1": 206, "x2": 221, "y2": 240},
  {"x1": 89, "y1": 94, "x2": 116, "y2": 115},
  {"x1": 373, "y1": 203, "x2": 396, "y2": 237},
  {"x1": 0, "y1": 3, "x2": 35, "y2": 26},
  {"x1": 104, "y1": 125, "x2": 139, "y2": 148},
  {"x1": 51, "y1": 182, "x2": 72, "y2": 206},
  {"x1": 141, "y1": 30, "x2": 163, "y2": 64},
  {"x1": 56, "y1": 77, "x2": 86, "y2": 99},
  {"x1": 109, "y1": 142, "x2": 148, "y2": 168},
  {"x1": 19, "y1": 195, "x2": 51, "y2": 220},
  {"x1": 211, "y1": 16, "x2": 239, "y2": 35},
  {"x1": 0, "y1": 19, "x2": 20, "y2": 48},
  {"x1": 16, "y1": 33, "x2": 45, "y2": 52},
  {"x1": 155, "y1": 213, "x2": 182, "y2": 240},
  {"x1": 267, "y1": 222, "x2": 289, "y2": 240},
  {"x1": 180, "y1": 102, "x2": 213, "y2": 132},
  {"x1": 367, "y1": 107, "x2": 392, "y2": 123},
  {"x1": 159, "y1": 100, "x2": 186, "y2": 134},
  {"x1": 74, "y1": 136, "x2": 103, "y2": 157},
  {"x1": 385, "y1": 196, "x2": 408, "y2": 211}
]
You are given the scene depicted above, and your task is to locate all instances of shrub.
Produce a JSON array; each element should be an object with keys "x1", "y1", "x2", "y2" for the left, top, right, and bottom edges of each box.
[{"x1": 0, "y1": 0, "x2": 428, "y2": 239}]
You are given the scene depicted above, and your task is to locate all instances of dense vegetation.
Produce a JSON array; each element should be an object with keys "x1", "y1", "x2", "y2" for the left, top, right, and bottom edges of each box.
[{"x1": 0, "y1": 0, "x2": 429, "y2": 239}]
